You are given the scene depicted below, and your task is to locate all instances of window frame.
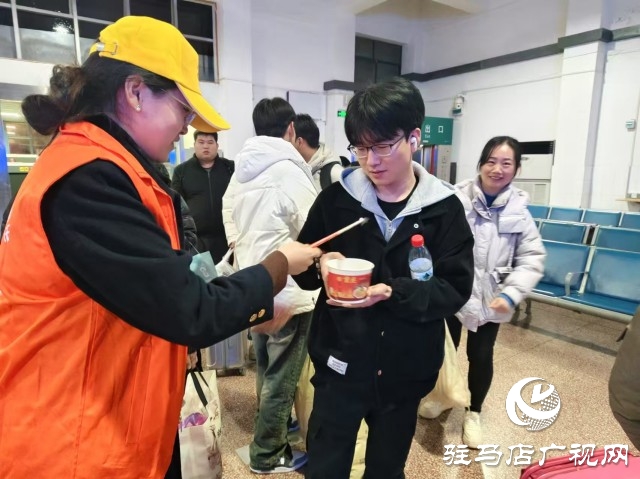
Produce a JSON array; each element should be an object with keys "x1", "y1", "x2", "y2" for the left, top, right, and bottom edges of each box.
[
  {"x1": 354, "y1": 35, "x2": 403, "y2": 86},
  {"x1": 0, "y1": 0, "x2": 218, "y2": 82}
]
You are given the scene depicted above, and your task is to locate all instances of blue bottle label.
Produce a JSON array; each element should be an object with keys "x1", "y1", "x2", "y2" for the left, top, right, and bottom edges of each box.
[{"x1": 410, "y1": 270, "x2": 433, "y2": 281}]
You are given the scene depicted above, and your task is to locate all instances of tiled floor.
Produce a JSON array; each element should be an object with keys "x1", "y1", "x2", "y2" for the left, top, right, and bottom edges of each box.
[{"x1": 215, "y1": 303, "x2": 636, "y2": 478}]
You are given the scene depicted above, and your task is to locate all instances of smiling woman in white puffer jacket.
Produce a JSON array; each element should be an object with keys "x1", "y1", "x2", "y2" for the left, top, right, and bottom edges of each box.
[{"x1": 420, "y1": 136, "x2": 546, "y2": 449}]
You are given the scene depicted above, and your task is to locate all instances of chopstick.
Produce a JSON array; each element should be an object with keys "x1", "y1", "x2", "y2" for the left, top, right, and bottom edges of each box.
[{"x1": 310, "y1": 217, "x2": 369, "y2": 248}]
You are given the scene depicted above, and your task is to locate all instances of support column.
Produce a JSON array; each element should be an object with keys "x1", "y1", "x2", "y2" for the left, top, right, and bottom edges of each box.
[
  {"x1": 549, "y1": 0, "x2": 608, "y2": 207},
  {"x1": 214, "y1": 0, "x2": 254, "y2": 159}
]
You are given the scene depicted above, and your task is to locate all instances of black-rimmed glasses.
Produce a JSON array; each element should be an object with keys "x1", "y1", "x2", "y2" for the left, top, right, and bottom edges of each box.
[{"x1": 347, "y1": 137, "x2": 404, "y2": 159}]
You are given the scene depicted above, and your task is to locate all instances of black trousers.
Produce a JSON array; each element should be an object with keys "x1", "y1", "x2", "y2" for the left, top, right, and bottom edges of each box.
[
  {"x1": 305, "y1": 379, "x2": 425, "y2": 479},
  {"x1": 164, "y1": 432, "x2": 182, "y2": 479},
  {"x1": 446, "y1": 316, "x2": 500, "y2": 413},
  {"x1": 165, "y1": 370, "x2": 192, "y2": 479}
]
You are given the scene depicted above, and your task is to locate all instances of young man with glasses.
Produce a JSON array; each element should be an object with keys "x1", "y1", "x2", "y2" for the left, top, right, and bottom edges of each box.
[{"x1": 293, "y1": 77, "x2": 475, "y2": 479}]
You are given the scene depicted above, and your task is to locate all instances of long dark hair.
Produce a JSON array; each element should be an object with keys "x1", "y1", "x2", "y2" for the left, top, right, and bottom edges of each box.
[
  {"x1": 477, "y1": 136, "x2": 522, "y2": 171},
  {"x1": 22, "y1": 53, "x2": 176, "y2": 136}
]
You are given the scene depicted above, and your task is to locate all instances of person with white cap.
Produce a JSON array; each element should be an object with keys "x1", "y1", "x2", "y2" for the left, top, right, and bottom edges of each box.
[{"x1": 0, "y1": 15, "x2": 320, "y2": 479}]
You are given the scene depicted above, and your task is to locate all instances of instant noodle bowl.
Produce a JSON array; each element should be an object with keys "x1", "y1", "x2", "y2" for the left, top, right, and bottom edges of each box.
[{"x1": 326, "y1": 258, "x2": 374, "y2": 303}]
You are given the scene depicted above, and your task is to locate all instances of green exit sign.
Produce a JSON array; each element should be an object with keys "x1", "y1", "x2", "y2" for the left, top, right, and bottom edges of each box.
[
  {"x1": 421, "y1": 116, "x2": 453, "y2": 145},
  {"x1": 337, "y1": 110, "x2": 346, "y2": 118}
]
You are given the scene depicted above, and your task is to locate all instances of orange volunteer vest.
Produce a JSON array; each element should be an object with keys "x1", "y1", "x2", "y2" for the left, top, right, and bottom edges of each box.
[{"x1": 0, "y1": 121, "x2": 187, "y2": 478}]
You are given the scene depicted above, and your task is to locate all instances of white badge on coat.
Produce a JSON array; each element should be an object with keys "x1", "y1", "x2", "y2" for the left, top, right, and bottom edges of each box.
[{"x1": 327, "y1": 355, "x2": 348, "y2": 375}]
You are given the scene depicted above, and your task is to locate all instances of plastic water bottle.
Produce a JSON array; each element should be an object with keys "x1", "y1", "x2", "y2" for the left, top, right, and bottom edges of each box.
[{"x1": 409, "y1": 234, "x2": 433, "y2": 281}]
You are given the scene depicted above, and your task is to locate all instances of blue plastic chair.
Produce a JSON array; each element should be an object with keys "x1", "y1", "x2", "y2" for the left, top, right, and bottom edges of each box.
[
  {"x1": 527, "y1": 204, "x2": 550, "y2": 220},
  {"x1": 563, "y1": 248, "x2": 640, "y2": 316},
  {"x1": 582, "y1": 209, "x2": 622, "y2": 227},
  {"x1": 548, "y1": 207, "x2": 584, "y2": 222},
  {"x1": 533, "y1": 240, "x2": 591, "y2": 297},
  {"x1": 620, "y1": 212, "x2": 640, "y2": 230},
  {"x1": 593, "y1": 227, "x2": 640, "y2": 253},
  {"x1": 539, "y1": 221, "x2": 588, "y2": 244}
]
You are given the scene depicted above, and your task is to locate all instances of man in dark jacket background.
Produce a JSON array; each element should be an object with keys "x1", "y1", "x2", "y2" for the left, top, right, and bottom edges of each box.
[{"x1": 171, "y1": 131, "x2": 234, "y2": 262}]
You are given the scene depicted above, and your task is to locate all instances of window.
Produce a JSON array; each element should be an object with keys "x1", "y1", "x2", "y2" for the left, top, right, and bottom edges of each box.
[
  {"x1": 78, "y1": 20, "x2": 106, "y2": 61},
  {"x1": 17, "y1": 0, "x2": 70, "y2": 14},
  {"x1": 0, "y1": 0, "x2": 219, "y2": 82},
  {"x1": 18, "y1": 11, "x2": 76, "y2": 64},
  {"x1": 178, "y1": 0, "x2": 216, "y2": 82},
  {"x1": 130, "y1": 0, "x2": 172, "y2": 24},
  {"x1": 1, "y1": 100, "x2": 52, "y2": 162},
  {"x1": 188, "y1": 38, "x2": 215, "y2": 81},
  {"x1": 76, "y1": 0, "x2": 123, "y2": 22},
  {"x1": 354, "y1": 36, "x2": 402, "y2": 85},
  {"x1": 178, "y1": 0, "x2": 213, "y2": 38},
  {"x1": 0, "y1": 6, "x2": 16, "y2": 59}
]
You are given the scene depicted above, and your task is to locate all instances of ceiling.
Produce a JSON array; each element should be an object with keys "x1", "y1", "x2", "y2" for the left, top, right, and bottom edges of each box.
[
  {"x1": 251, "y1": 0, "x2": 488, "y2": 20},
  {"x1": 354, "y1": 0, "x2": 485, "y2": 18}
]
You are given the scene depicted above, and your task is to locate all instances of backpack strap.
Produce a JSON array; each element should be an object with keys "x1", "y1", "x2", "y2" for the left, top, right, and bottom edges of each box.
[{"x1": 319, "y1": 161, "x2": 340, "y2": 190}]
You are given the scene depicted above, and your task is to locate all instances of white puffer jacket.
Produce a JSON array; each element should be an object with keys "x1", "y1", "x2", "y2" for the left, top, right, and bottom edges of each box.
[
  {"x1": 454, "y1": 177, "x2": 546, "y2": 331},
  {"x1": 222, "y1": 136, "x2": 319, "y2": 314}
]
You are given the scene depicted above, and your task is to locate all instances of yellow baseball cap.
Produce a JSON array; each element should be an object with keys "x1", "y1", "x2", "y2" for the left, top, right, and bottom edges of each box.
[{"x1": 89, "y1": 16, "x2": 229, "y2": 132}]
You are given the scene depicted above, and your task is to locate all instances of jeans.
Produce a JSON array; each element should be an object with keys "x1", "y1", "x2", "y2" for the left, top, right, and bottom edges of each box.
[
  {"x1": 446, "y1": 316, "x2": 500, "y2": 413},
  {"x1": 250, "y1": 311, "x2": 312, "y2": 468}
]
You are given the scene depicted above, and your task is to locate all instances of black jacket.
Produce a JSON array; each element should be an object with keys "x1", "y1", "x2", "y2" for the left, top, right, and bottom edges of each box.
[
  {"x1": 40, "y1": 116, "x2": 276, "y2": 348},
  {"x1": 155, "y1": 162, "x2": 199, "y2": 255},
  {"x1": 294, "y1": 180, "x2": 474, "y2": 403},
  {"x1": 171, "y1": 155, "x2": 234, "y2": 261}
]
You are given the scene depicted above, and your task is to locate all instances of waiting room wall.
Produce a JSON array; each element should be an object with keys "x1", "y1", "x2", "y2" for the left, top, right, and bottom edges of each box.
[{"x1": 1, "y1": 0, "x2": 639, "y2": 214}]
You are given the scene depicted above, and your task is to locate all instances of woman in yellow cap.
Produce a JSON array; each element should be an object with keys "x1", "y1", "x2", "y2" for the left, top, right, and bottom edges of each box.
[{"x1": 0, "y1": 16, "x2": 320, "y2": 479}]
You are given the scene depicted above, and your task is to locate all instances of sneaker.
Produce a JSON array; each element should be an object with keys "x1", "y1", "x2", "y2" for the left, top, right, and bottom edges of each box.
[
  {"x1": 463, "y1": 411, "x2": 482, "y2": 449},
  {"x1": 287, "y1": 419, "x2": 300, "y2": 433},
  {"x1": 250, "y1": 451, "x2": 308, "y2": 474},
  {"x1": 418, "y1": 399, "x2": 452, "y2": 419}
]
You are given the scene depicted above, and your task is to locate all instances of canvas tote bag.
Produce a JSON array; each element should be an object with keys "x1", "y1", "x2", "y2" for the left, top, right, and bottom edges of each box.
[
  {"x1": 179, "y1": 371, "x2": 223, "y2": 479},
  {"x1": 421, "y1": 320, "x2": 470, "y2": 409}
]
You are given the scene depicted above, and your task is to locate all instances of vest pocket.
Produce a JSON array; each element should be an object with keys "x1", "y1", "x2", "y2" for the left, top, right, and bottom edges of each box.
[{"x1": 125, "y1": 343, "x2": 151, "y2": 444}]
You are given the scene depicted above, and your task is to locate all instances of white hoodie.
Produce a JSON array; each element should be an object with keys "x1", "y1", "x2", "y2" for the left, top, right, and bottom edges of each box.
[{"x1": 222, "y1": 136, "x2": 319, "y2": 314}]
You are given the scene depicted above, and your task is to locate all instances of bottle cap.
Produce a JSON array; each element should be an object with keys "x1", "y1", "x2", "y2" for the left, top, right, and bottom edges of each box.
[{"x1": 411, "y1": 234, "x2": 424, "y2": 247}]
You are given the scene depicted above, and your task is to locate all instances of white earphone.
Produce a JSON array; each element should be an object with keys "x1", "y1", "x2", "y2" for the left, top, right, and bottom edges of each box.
[{"x1": 410, "y1": 137, "x2": 417, "y2": 148}]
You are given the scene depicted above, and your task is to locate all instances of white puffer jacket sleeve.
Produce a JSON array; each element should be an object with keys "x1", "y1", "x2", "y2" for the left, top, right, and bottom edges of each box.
[{"x1": 222, "y1": 173, "x2": 239, "y2": 246}]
